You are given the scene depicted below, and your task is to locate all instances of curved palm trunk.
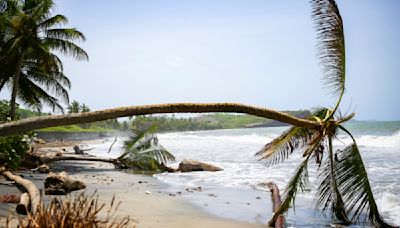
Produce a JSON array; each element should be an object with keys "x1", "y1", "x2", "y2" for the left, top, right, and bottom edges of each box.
[
  {"x1": 10, "y1": 53, "x2": 25, "y2": 120},
  {"x1": 0, "y1": 103, "x2": 321, "y2": 136}
]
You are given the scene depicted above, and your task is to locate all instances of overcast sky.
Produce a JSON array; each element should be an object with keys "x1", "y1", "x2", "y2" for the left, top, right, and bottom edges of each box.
[{"x1": 5, "y1": 0, "x2": 400, "y2": 120}]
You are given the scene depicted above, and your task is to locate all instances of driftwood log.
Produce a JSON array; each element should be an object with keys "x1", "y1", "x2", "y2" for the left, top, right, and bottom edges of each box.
[
  {"x1": 73, "y1": 145, "x2": 94, "y2": 155},
  {"x1": 45, "y1": 172, "x2": 86, "y2": 195},
  {"x1": 178, "y1": 159, "x2": 223, "y2": 172},
  {"x1": 16, "y1": 192, "x2": 30, "y2": 215},
  {"x1": 0, "y1": 167, "x2": 40, "y2": 214},
  {"x1": 266, "y1": 182, "x2": 285, "y2": 228}
]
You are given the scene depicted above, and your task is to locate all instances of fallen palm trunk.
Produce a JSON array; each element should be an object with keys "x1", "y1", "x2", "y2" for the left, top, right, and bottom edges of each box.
[
  {"x1": 0, "y1": 103, "x2": 321, "y2": 136},
  {"x1": 266, "y1": 182, "x2": 285, "y2": 228},
  {"x1": 0, "y1": 167, "x2": 40, "y2": 214},
  {"x1": 16, "y1": 192, "x2": 30, "y2": 215}
]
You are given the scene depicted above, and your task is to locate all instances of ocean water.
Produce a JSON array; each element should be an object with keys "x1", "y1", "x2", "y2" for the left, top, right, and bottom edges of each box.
[{"x1": 89, "y1": 121, "x2": 400, "y2": 226}]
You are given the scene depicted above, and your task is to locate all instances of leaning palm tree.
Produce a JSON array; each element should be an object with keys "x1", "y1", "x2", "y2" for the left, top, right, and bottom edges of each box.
[
  {"x1": 119, "y1": 124, "x2": 175, "y2": 171},
  {"x1": 256, "y1": 0, "x2": 392, "y2": 227},
  {"x1": 1, "y1": 0, "x2": 88, "y2": 119}
]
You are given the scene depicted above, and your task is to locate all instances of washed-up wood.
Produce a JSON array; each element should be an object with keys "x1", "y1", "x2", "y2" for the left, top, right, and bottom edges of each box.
[
  {"x1": 178, "y1": 159, "x2": 223, "y2": 172},
  {"x1": 44, "y1": 171, "x2": 86, "y2": 195},
  {"x1": 0, "y1": 167, "x2": 40, "y2": 214},
  {"x1": 16, "y1": 192, "x2": 30, "y2": 215},
  {"x1": 266, "y1": 182, "x2": 285, "y2": 228}
]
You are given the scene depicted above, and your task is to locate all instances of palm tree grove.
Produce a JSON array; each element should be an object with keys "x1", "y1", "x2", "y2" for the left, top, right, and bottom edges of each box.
[{"x1": 0, "y1": 0, "x2": 398, "y2": 227}]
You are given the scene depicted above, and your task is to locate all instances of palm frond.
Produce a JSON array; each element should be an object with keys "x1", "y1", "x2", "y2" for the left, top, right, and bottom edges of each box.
[
  {"x1": 18, "y1": 74, "x2": 64, "y2": 112},
  {"x1": 120, "y1": 124, "x2": 175, "y2": 171},
  {"x1": 45, "y1": 28, "x2": 86, "y2": 42},
  {"x1": 336, "y1": 126, "x2": 392, "y2": 227},
  {"x1": 119, "y1": 124, "x2": 158, "y2": 160},
  {"x1": 38, "y1": 14, "x2": 68, "y2": 29},
  {"x1": 315, "y1": 137, "x2": 349, "y2": 223},
  {"x1": 311, "y1": 0, "x2": 346, "y2": 97},
  {"x1": 43, "y1": 38, "x2": 89, "y2": 61},
  {"x1": 256, "y1": 126, "x2": 314, "y2": 166},
  {"x1": 269, "y1": 154, "x2": 312, "y2": 226}
]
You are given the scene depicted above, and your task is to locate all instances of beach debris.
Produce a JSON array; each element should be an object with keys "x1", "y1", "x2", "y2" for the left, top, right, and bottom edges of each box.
[
  {"x1": 185, "y1": 186, "x2": 203, "y2": 193},
  {"x1": 256, "y1": 196, "x2": 261, "y2": 200},
  {"x1": 1, "y1": 168, "x2": 41, "y2": 214},
  {"x1": 207, "y1": 193, "x2": 217, "y2": 197},
  {"x1": 107, "y1": 137, "x2": 118, "y2": 153},
  {"x1": 34, "y1": 138, "x2": 46, "y2": 144},
  {"x1": 265, "y1": 182, "x2": 285, "y2": 228},
  {"x1": 145, "y1": 191, "x2": 152, "y2": 195},
  {"x1": 73, "y1": 145, "x2": 94, "y2": 155},
  {"x1": 16, "y1": 192, "x2": 30, "y2": 215},
  {"x1": 168, "y1": 193, "x2": 176, "y2": 196},
  {"x1": 0, "y1": 193, "x2": 20, "y2": 204},
  {"x1": 37, "y1": 164, "x2": 50, "y2": 173},
  {"x1": 178, "y1": 159, "x2": 223, "y2": 172},
  {"x1": 45, "y1": 171, "x2": 86, "y2": 195}
]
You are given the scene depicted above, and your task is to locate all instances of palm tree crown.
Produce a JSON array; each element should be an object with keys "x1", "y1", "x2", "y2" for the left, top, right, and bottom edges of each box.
[{"x1": 0, "y1": 0, "x2": 88, "y2": 119}]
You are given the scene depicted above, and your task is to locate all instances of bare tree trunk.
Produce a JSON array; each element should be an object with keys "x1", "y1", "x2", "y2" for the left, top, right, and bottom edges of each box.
[
  {"x1": 41, "y1": 156, "x2": 116, "y2": 164},
  {"x1": 0, "y1": 103, "x2": 321, "y2": 136},
  {"x1": 0, "y1": 168, "x2": 40, "y2": 214}
]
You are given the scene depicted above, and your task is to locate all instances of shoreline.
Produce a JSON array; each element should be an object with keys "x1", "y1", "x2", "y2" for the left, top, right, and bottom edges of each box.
[{"x1": 0, "y1": 140, "x2": 266, "y2": 227}]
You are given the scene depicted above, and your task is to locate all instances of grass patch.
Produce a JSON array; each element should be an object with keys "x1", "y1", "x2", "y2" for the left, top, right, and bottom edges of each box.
[{"x1": 39, "y1": 125, "x2": 116, "y2": 133}]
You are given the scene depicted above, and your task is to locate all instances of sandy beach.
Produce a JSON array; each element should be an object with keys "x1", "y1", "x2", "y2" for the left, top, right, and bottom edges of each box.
[{"x1": 0, "y1": 141, "x2": 266, "y2": 228}]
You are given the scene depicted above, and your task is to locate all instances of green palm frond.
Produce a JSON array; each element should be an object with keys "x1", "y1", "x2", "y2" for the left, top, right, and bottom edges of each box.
[
  {"x1": 311, "y1": 0, "x2": 346, "y2": 97},
  {"x1": 256, "y1": 126, "x2": 314, "y2": 166},
  {"x1": 269, "y1": 154, "x2": 312, "y2": 226},
  {"x1": 43, "y1": 38, "x2": 89, "y2": 61},
  {"x1": 119, "y1": 124, "x2": 175, "y2": 171},
  {"x1": 38, "y1": 14, "x2": 68, "y2": 28},
  {"x1": 336, "y1": 126, "x2": 392, "y2": 227},
  {"x1": 119, "y1": 124, "x2": 158, "y2": 159},
  {"x1": 45, "y1": 28, "x2": 86, "y2": 42},
  {"x1": 18, "y1": 74, "x2": 64, "y2": 112},
  {"x1": 315, "y1": 137, "x2": 350, "y2": 223}
]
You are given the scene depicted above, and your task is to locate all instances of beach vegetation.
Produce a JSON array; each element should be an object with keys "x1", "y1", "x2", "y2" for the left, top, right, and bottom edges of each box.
[
  {"x1": 256, "y1": 0, "x2": 392, "y2": 227},
  {"x1": 0, "y1": 100, "x2": 33, "y2": 170},
  {"x1": 119, "y1": 124, "x2": 175, "y2": 171}
]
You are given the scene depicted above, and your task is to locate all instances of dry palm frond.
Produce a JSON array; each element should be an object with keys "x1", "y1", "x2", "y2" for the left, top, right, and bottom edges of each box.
[
  {"x1": 311, "y1": 0, "x2": 346, "y2": 97},
  {"x1": 12, "y1": 191, "x2": 135, "y2": 228}
]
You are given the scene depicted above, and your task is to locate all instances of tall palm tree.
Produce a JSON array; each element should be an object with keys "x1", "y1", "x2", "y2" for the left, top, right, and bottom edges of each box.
[
  {"x1": 1, "y1": 0, "x2": 88, "y2": 119},
  {"x1": 256, "y1": 0, "x2": 392, "y2": 226}
]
